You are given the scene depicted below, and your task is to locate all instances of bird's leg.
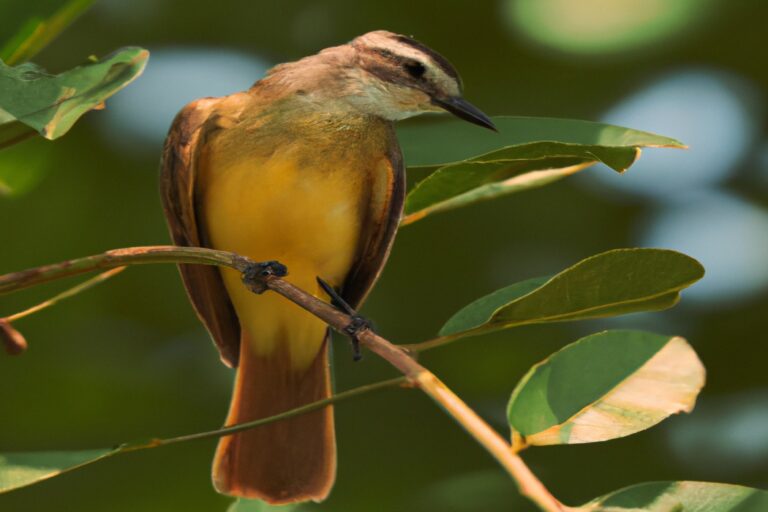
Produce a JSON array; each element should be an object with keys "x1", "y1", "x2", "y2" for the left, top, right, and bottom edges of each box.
[
  {"x1": 316, "y1": 277, "x2": 355, "y2": 315},
  {"x1": 316, "y1": 277, "x2": 373, "y2": 362},
  {"x1": 240, "y1": 260, "x2": 288, "y2": 294}
]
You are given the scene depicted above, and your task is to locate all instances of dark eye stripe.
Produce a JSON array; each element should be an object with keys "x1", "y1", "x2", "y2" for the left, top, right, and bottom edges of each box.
[
  {"x1": 374, "y1": 49, "x2": 425, "y2": 79},
  {"x1": 404, "y1": 61, "x2": 426, "y2": 78},
  {"x1": 392, "y1": 35, "x2": 460, "y2": 81}
]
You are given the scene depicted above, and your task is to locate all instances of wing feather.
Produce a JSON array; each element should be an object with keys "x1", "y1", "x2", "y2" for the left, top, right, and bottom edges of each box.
[
  {"x1": 160, "y1": 98, "x2": 241, "y2": 367},
  {"x1": 341, "y1": 125, "x2": 405, "y2": 309}
]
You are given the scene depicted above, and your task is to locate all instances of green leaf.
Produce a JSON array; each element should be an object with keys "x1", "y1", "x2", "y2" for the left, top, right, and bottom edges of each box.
[
  {"x1": 508, "y1": 330, "x2": 705, "y2": 446},
  {"x1": 399, "y1": 116, "x2": 685, "y2": 167},
  {"x1": 397, "y1": 116, "x2": 685, "y2": 224},
  {"x1": 0, "y1": 46, "x2": 148, "y2": 149},
  {"x1": 580, "y1": 481, "x2": 768, "y2": 511},
  {"x1": 0, "y1": 0, "x2": 96, "y2": 66},
  {"x1": 0, "y1": 448, "x2": 118, "y2": 493},
  {"x1": 439, "y1": 248, "x2": 704, "y2": 337},
  {"x1": 227, "y1": 499, "x2": 302, "y2": 511}
]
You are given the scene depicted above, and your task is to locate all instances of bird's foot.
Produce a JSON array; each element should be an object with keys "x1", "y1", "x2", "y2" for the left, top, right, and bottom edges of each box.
[
  {"x1": 343, "y1": 314, "x2": 373, "y2": 362},
  {"x1": 241, "y1": 260, "x2": 288, "y2": 294},
  {"x1": 316, "y1": 276, "x2": 374, "y2": 362}
]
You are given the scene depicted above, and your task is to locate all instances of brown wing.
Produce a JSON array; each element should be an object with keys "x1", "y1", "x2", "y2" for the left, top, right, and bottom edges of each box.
[
  {"x1": 160, "y1": 98, "x2": 241, "y2": 367},
  {"x1": 341, "y1": 123, "x2": 405, "y2": 309}
]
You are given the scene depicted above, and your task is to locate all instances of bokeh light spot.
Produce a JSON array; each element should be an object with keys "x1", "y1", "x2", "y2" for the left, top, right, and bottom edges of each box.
[
  {"x1": 99, "y1": 47, "x2": 271, "y2": 155},
  {"x1": 639, "y1": 190, "x2": 768, "y2": 304},
  {"x1": 591, "y1": 70, "x2": 760, "y2": 199},
  {"x1": 668, "y1": 391, "x2": 768, "y2": 477},
  {"x1": 757, "y1": 140, "x2": 768, "y2": 186},
  {"x1": 503, "y1": 0, "x2": 712, "y2": 56}
]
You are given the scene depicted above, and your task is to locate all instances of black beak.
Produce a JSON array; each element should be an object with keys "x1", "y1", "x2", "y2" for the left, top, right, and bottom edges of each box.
[{"x1": 431, "y1": 96, "x2": 497, "y2": 132}]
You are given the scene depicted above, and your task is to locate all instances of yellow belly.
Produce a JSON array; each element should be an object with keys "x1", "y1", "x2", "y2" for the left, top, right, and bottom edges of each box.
[{"x1": 200, "y1": 146, "x2": 364, "y2": 370}]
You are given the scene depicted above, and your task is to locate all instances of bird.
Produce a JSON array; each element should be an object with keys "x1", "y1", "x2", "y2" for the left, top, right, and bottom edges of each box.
[{"x1": 160, "y1": 30, "x2": 495, "y2": 504}]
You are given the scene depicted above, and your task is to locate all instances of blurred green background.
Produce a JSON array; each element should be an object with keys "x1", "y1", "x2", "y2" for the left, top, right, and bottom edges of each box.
[{"x1": 1, "y1": 0, "x2": 767, "y2": 510}]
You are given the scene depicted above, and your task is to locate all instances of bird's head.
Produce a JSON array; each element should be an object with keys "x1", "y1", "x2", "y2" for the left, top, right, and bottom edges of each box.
[
  {"x1": 346, "y1": 31, "x2": 496, "y2": 130},
  {"x1": 264, "y1": 31, "x2": 495, "y2": 131}
]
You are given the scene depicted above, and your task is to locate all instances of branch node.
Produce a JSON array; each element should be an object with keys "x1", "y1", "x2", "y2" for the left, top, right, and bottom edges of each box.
[
  {"x1": 241, "y1": 260, "x2": 288, "y2": 294},
  {"x1": 1, "y1": 319, "x2": 28, "y2": 355},
  {"x1": 511, "y1": 431, "x2": 528, "y2": 454}
]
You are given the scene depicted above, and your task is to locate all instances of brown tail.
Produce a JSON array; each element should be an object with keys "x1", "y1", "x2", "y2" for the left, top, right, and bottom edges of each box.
[{"x1": 212, "y1": 331, "x2": 336, "y2": 504}]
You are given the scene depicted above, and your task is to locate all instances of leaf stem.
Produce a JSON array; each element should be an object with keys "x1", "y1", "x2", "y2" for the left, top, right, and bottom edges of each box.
[
  {"x1": 402, "y1": 333, "x2": 465, "y2": 353},
  {"x1": 400, "y1": 210, "x2": 427, "y2": 226}
]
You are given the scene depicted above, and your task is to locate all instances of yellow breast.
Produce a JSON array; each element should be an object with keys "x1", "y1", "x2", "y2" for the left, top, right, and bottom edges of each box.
[{"x1": 198, "y1": 115, "x2": 384, "y2": 369}]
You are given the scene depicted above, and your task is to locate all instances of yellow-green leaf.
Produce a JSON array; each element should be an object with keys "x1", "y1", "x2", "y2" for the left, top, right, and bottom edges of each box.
[
  {"x1": 0, "y1": 46, "x2": 148, "y2": 149},
  {"x1": 508, "y1": 331, "x2": 705, "y2": 446},
  {"x1": 580, "y1": 481, "x2": 768, "y2": 511},
  {"x1": 228, "y1": 499, "x2": 302, "y2": 511},
  {"x1": 0, "y1": 448, "x2": 118, "y2": 493}
]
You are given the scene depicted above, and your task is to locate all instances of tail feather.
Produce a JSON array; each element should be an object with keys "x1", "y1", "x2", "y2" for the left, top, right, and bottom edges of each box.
[{"x1": 212, "y1": 331, "x2": 336, "y2": 504}]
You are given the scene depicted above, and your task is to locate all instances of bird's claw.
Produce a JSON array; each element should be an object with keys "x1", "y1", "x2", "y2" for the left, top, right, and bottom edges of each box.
[
  {"x1": 317, "y1": 276, "x2": 374, "y2": 362},
  {"x1": 344, "y1": 315, "x2": 373, "y2": 362},
  {"x1": 241, "y1": 260, "x2": 288, "y2": 293}
]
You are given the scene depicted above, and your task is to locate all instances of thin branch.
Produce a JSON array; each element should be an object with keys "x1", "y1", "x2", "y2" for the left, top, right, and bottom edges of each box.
[
  {"x1": 2, "y1": 266, "x2": 126, "y2": 355},
  {"x1": 121, "y1": 376, "x2": 408, "y2": 452},
  {"x1": 4, "y1": 267, "x2": 125, "y2": 322},
  {"x1": 0, "y1": 245, "x2": 566, "y2": 512},
  {"x1": 0, "y1": 376, "x2": 407, "y2": 496},
  {"x1": 401, "y1": 333, "x2": 465, "y2": 353},
  {"x1": 0, "y1": 246, "x2": 248, "y2": 295}
]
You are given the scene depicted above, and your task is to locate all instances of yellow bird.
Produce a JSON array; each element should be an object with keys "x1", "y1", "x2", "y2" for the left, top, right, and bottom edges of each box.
[{"x1": 160, "y1": 30, "x2": 494, "y2": 504}]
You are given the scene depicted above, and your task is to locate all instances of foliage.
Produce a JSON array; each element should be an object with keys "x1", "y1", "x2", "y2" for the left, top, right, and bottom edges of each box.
[
  {"x1": 439, "y1": 248, "x2": 703, "y2": 338},
  {"x1": 1, "y1": 5, "x2": 765, "y2": 512},
  {"x1": 0, "y1": 449, "x2": 115, "y2": 494},
  {"x1": 0, "y1": 0, "x2": 95, "y2": 66},
  {"x1": 0, "y1": 47, "x2": 148, "y2": 150},
  {"x1": 398, "y1": 117, "x2": 684, "y2": 224},
  {"x1": 508, "y1": 330, "x2": 704, "y2": 446},
  {"x1": 0, "y1": 0, "x2": 148, "y2": 155},
  {"x1": 581, "y1": 481, "x2": 768, "y2": 511}
]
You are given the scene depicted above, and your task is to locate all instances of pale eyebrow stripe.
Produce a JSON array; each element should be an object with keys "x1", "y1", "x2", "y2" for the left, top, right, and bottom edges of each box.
[{"x1": 391, "y1": 35, "x2": 460, "y2": 81}]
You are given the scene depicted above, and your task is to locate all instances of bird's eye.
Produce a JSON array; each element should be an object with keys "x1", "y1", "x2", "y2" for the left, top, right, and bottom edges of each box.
[{"x1": 404, "y1": 61, "x2": 426, "y2": 79}]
